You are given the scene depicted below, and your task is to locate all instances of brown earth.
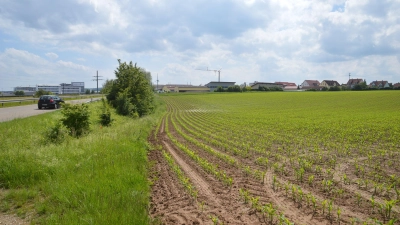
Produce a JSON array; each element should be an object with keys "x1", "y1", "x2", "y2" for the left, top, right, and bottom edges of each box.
[{"x1": 148, "y1": 110, "x2": 400, "y2": 225}]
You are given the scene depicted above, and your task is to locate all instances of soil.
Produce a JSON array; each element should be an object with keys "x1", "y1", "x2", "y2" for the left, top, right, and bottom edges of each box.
[
  {"x1": 0, "y1": 213, "x2": 27, "y2": 225},
  {"x1": 148, "y1": 112, "x2": 400, "y2": 224}
]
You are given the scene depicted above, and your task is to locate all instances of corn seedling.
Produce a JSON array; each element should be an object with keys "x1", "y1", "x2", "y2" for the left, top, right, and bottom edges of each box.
[
  {"x1": 210, "y1": 215, "x2": 219, "y2": 225},
  {"x1": 370, "y1": 195, "x2": 376, "y2": 213},
  {"x1": 308, "y1": 175, "x2": 314, "y2": 186},
  {"x1": 321, "y1": 199, "x2": 328, "y2": 215},
  {"x1": 311, "y1": 195, "x2": 317, "y2": 214},
  {"x1": 327, "y1": 200, "x2": 333, "y2": 219},
  {"x1": 384, "y1": 199, "x2": 397, "y2": 220},
  {"x1": 239, "y1": 188, "x2": 250, "y2": 204},
  {"x1": 198, "y1": 201, "x2": 206, "y2": 212},
  {"x1": 356, "y1": 192, "x2": 362, "y2": 207},
  {"x1": 337, "y1": 207, "x2": 341, "y2": 224},
  {"x1": 251, "y1": 196, "x2": 260, "y2": 210}
]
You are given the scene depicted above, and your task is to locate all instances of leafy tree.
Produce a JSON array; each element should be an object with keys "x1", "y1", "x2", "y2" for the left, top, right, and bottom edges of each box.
[
  {"x1": 353, "y1": 81, "x2": 367, "y2": 90},
  {"x1": 91, "y1": 89, "x2": 95, "y2": 94},
  {"x1": 242, "y1": 86, "x2": 252, "y2": 92},
  {"x1": 329, "y1": 86, "x2": 341, "y2": 91},
  {"x1": 104, "y1": 60, "x2": 154, "y2": 117},
  {"x1": 85, "y1": 89, "x2": 91, "y2": 94},
  {"x1": 35, "y1": 89, "x2": 52, "y2": 97},
  {"x1": 321, "y1": 87, "x2": 328, "y2": 91},
  {"x1": 14, "y1": 90, "x2": 25, "y2": 96},
  {"x1": 215, "y1": 86, "x2": 224, "y2": 92}
]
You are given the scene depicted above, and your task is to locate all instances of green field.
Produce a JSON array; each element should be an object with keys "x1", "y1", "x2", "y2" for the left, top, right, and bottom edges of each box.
[{"x1": 151, "y1": 91, "x2": 400, "y2": 224}]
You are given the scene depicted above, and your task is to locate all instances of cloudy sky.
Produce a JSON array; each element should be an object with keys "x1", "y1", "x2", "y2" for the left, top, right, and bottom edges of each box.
[{"x1": 1, "y1": 0, "x2": 400, "y2": 91}]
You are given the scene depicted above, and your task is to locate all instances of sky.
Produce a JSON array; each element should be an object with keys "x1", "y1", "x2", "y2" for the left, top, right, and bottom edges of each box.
[{"x1": 1, "y1": 0, "x2": 400, "y2": 91}]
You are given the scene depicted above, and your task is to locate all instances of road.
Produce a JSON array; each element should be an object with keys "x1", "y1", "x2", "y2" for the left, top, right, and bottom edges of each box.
[{"x1": 0, "y1": 98, "x2": 100, "y2": 123}]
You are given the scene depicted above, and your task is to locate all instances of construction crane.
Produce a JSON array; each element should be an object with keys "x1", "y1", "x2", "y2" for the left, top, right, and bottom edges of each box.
[{"x1": 196, "y1": 67, "x2": 222, "y2": 82}]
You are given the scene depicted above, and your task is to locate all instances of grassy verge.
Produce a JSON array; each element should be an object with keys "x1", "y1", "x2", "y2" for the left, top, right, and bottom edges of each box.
[{"x1": 0, "y1": 96, "x2": 165, "y2": 224}]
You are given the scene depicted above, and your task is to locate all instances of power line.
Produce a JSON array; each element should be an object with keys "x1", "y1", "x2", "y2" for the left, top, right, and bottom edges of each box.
[{"x1": 92, "y1": 70, "x2": 103, "y2": 93}]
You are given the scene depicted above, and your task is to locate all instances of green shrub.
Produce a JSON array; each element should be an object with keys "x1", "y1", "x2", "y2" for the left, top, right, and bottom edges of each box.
[
  {"x1": 44, "y1": 121, "x2": 67, "y2": 144},
  {"x1": 60, "y1": 103, "x2": 90, "y2": 137},
  {"x1": 99, "y1": 98, "x2": 113, "y2": 126}
]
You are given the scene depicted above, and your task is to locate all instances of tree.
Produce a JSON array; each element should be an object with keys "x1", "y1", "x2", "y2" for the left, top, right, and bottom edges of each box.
[
  {"x1": 35, "y1": 89, "x2": 52, "y2": 97},
  {"x1": 105, "y1": 60, "x2": 155, "y2": 117},
  {"x1": 215, "y1": 86, "x2": 224, "y2": 92},
  {"x1": 329, "y1": 86, "x2": 340, "y2": 91},
  {"x1": 85, "y1": 89, "x2": 91, "y2": 94},
  {"x1": 14, "y1": 90, "x2": 25, "y2": 96}
]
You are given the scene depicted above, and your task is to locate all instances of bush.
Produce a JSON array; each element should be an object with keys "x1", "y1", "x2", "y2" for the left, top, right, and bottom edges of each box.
[
  {"x1": 328, "y1": 86, "x2": 341, "y2": 91},
  {"x1": 14, "y1": 90, "x2": 25, "y2": 96},
  {"x1": 60, "y1": 103, "x2": 90, "y2": 137},
  {"x1": 44, "y1": 122, "x2": 67, "y2": 144},
  {"x1": 99, "y1": 98, "x2": 113, "y2": 126},
  {"x1": 35, "y1": 89, "x2": 52, "y2": 97}
]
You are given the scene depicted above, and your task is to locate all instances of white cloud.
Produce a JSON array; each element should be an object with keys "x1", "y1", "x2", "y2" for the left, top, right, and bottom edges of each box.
[
  {"x1": 45, "y1": 52, "x2": 58, "y2": 60},
  {"x1": 0, "y1": 0, "x2": 399, "y2": 89}
]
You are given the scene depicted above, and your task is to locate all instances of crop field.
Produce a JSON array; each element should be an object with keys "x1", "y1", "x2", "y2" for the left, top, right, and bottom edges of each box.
[{"x1": 149, "y1": 91, "x2": 400, "y2": 225}]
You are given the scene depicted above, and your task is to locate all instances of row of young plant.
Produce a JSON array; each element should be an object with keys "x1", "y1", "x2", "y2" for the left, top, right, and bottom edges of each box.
[
  {"x1": 162, "y1": 95, "x2": 400, "y2": 223},
  {"x1": 168, "y1": 111, "x2": 271, "y2": 184},
  {"x1": 239, "y1": 188, "x2": 294, "y2": 225},
  {"x1": 176, "y1": 106, "x2": 400, "y2": 218},
  {"x1": 164, "y1": 113, "x2": 234, "y2": 187},
  {"x1": 165, "y1": 99, "x2": 353, "y2": 223},
  {"x1": 173, "y1": 97, "x2": 399, "y2": 172},
  {"x1": 162, "y1": 148, "x2": 198, "y2": 201}
]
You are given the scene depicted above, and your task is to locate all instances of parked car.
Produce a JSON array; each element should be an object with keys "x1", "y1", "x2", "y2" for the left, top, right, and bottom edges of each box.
[{"x1": 38, "y1": 95, "x2": 64, "y2": 109}]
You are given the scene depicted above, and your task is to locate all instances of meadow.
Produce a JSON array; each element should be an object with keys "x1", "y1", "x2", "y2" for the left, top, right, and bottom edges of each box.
[
  {"x1": 150, "y1": 91, "x2": 400, "y2": 224},
  {"x1": 0, "y1": 98, "x2": 164, "y2": 224}
]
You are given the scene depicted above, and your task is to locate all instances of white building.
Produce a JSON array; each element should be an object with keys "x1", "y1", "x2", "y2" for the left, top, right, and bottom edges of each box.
[{"x1": 34, "y1": 82, "x2": 85, "y2": 94}]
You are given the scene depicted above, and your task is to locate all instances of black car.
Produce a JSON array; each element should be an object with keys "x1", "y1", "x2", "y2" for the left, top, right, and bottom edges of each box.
[{"x1": 38, "y1": 95, "x2": 64, "y2": 109}]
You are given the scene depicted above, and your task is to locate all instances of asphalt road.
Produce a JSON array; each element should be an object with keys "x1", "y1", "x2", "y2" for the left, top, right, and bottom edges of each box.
[{"x1": 0, "y1": 98, "x2": 100, "y2": 123}]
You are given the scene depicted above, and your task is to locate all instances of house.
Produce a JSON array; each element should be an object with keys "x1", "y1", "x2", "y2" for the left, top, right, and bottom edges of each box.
[
  {"x1": 205, "y1": 81, "x2": 236, "y2": 92},
  {"x1": 347, "y1": 79, "x2": 363, "y2": 89},
  {"x1": 162, "y1": 84, "x2": 209, "y2": 92},
  {"x1": 320, "y1": 80, "x2": 340, "y2": 88},
  {"x1": 275, "y1": 82, "x2": 298, "y2": 90},
  {"x1": 393, "y1": 83, "x2": 400, "y2": 89},
  {"x1": 300, "y1": 80, "x2": 320, "y2": 90},
  {"x1": 250, "y1": 82, "x2": 283, "y2": 90},
  {"x1": 369, "y1": 80, "x2": 390, "y2": 89}
]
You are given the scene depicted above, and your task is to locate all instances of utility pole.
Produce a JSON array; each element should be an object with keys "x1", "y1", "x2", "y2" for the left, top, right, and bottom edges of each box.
[
  {"x1": 92, "y1": 70, "x2": 103, "y2": 93},
  {"x1": 157, "y1": 74, "x2": 159, "y2": 92}
]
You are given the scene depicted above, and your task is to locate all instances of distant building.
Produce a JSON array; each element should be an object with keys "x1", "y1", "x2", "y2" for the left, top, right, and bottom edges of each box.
[
  {"x1": 300, "y1": 80, "x2": 321, "y2": 90},
  {"x1": 205, "y1": 81, "x2": 236, "y2": 92},
  {"x1": 347, "y1": 79, "x2": 363, "y2": 89},
  {"x1": 14, "y1": 82, "x2": 86, "y2": 95},
  {"x1": 275, "y1": 82, "x2": 297, "y2": 91},
  {"x1": 13, "y1": 86, "x2": 36, "y2": 95},
  {"x1": 320, "y1": 80, "x2": 340, "y2": 88},
  {"x1": 369, "y1": 80, "x2": 390, "y2": 89},
  {"x1": 250, "y1": 82, "x2": 283, "y2": 90},
  {"x1": 162, "y1": 84, "x2": 209, "y2": 92},
  {"x1": 60, "y1": 82, "x2": 85, "y2": 94},
  {"x1": 393, "y1": 82, "x2": 400, "y2": 89}
]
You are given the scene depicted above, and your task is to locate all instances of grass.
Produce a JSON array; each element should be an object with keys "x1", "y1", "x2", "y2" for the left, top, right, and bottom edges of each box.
[{"x1": 0, "y1": 96, "x2": 165, "y2": 224}]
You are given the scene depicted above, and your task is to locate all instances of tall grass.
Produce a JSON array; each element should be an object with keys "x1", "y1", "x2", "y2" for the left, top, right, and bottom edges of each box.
[{"x1": 0, "y1": 97, "x2": 165, "y2": 224}]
